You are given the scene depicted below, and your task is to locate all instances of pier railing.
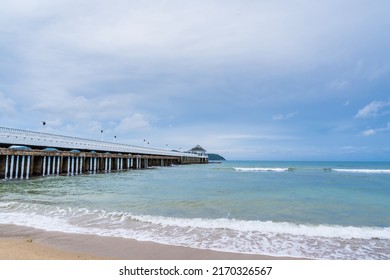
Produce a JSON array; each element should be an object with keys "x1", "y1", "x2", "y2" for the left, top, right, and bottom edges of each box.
[{"x1": 0, "y1": 126, "x2": 206, "y2": 159}]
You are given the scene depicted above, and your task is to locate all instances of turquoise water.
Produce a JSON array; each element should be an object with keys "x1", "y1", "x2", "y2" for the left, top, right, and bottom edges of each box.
[{"x1": 1, "y1": 161, "x2": 389, "y2": 259}]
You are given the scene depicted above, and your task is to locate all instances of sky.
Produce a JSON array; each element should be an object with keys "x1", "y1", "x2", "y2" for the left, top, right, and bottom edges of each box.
[{"x1": 1, "y1": 0, "x2": 390, "y2": 160}]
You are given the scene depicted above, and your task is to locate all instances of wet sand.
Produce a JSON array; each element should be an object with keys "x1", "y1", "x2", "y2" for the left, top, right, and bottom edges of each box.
[{"x1": 0, "y1": 224, "x2": 299, "y2": 260}]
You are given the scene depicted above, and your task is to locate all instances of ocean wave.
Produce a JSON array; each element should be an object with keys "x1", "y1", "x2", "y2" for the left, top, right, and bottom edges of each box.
[
  {"x1": 0, "y1": 203, "x2": 390, "y2": 259},
  {"x1": 233, "y1": 166, "x2": 390, "y2": 174},
  {"x1": 332, "y1": 169, "x2": 390, "y2": 174},
  {"x1": 1, "y1": 202, "x2": 389, "y2": 240},
  {"x1": 234, "y1": 167, "x2": 290, "y2": 172},
  {"x1": 1, "y1": 202, "x2": 390, "y2": 259},
  {"x1": 132, "y1": 214, "x2": 390, "y2": 240}
]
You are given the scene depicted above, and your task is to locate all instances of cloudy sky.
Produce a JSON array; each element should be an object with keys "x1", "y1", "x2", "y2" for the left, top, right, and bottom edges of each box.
[{"x1": 1, "y1": 0, "x2": 390, "y2": 160}]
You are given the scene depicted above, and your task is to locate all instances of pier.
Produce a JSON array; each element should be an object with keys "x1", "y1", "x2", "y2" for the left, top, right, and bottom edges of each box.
[{"x1": 0, "y1": 127, "x2": 208, "y2": 180}]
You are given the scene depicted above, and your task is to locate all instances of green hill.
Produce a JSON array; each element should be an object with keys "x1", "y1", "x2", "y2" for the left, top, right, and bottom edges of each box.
[{"x1": 207, "y1": 153, "x2": 226, "y2": 161}]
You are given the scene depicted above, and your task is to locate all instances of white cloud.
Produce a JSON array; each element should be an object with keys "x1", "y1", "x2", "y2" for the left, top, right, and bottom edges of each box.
[
  {"x1": 30, "y1": 93, "x2": 137, "y2": 120},
  {"x1": 216, "y1": 134, "x2": 257, "y2": 140},
  {"x1": 362, "y1": 129, "x2": 376, "y2": 136},
  {"x1": 361, "y1": 122, "x2": 390, "y2": 137},
  {"x1": 273, "y1": 111, "x2": 298, "y2": 121},
  {"x1": 217, "y1": 133, "x2": 298, "y2": 141},
  {"x1": 5, "y1": 0, "x2": 380, "y2": 73},
  {"x1": 115, "y1": 113, "x2": 152, "y2": 131},
  {"x1": 368, "y1": 64, "x2": 390, "y2": 81},
  {"x1": 329, "y1": 78, "x2": 350, "y2": 91},
  {"x1": 0, "y1": 92, "x2": 16, "y2": 115},
  {"x1": 355, "y1": 100, "x2": 390, "y2": 118}
]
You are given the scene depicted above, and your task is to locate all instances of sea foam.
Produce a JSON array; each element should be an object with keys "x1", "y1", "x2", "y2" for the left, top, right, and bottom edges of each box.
[
  {"x1": 234, "y1": 167, "x2": 289, "y2": 172},
  {"x1": 2, "y1": 202, "x2": 389, "y2": 240},
  {"x1": 333, "y1": 169, "x2": 390, "y2": 174},
  {"x1": 1, "y1": 202, "x2": 390, "y2": 259}
]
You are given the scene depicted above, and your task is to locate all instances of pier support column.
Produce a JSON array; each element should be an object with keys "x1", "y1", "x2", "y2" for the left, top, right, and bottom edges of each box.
[
  {"x1": 57, "y1": 156, "x2": 62, "y2": 176},
  {"x1": 94, "y1": 158, "x2": 97, "y2": 173},
  {"x1": 75, "y1": 157, "x2": 79, "y2": 175},
  {"x1": 26, "y1": 156, "x2": 31, "y2": 179},
  {"x1": 42, "y1": 156, "x2": 46, "y2": 176},
  {"x1": 80, "y1": 157, "x2": 83, "y2": 175},
  {"x1": 15, "y1": 156, "x2": 20, "y2": 179},
  {"x1": 71, "y1": 157, "x2": 75, "y2": 175},
  {"x1": 21, "y1": 156, "x2": 25, "y2": 179},
  {"x1": 47, "y1": 156, "x2": 51, "y2": 176},
  {"x1": 10, "y1": 155, "x2": 14, "y2": 179},
  {"x1": 5, "y1": 155, "x2": 9, "y2": 179},
  {"x1": 52, "y1": 156, "x2": 56, "y2": 175}
]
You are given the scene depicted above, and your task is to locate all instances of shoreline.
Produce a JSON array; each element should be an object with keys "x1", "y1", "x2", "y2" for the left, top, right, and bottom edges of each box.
[{"x1": 0, "y1": 224, "x2": 301, "y2": 260}]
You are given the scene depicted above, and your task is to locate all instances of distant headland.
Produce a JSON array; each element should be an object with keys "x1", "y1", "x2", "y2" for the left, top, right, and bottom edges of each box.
[{"x1": 206, "y1": 153, "x2": 226, "y2": 161}]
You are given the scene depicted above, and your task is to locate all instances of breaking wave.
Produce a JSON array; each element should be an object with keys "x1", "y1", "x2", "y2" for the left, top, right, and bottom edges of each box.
[
  {"x1": 234, "y1": 167, "x2": 291, "y2": 172},
  {"x1": 1, "y1": 202, "x2": 389, "y2": 259},
  {"x1": 332, "y1": 169, "x2": 390, "y2": 174},
  {"x1": 234, "y1": 167, "x2": 390, "y2": 174}
]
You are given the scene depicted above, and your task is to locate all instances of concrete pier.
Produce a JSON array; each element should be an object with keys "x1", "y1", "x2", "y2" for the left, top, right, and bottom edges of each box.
[
  {"x1": 0, "y1": 148, "x2": 195, "y2": 180},
  {"x1": 0, "y1": 126, "x2": 208, "y2": 180}
]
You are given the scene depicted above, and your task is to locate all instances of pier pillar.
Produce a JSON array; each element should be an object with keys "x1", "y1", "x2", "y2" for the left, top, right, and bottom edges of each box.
[
  {"x1": 4, "y1": 155, "x2": 9, "y2": 179},
  {"x1": 48, "y1": 156, "x2": 52, "y2": 175},
  {"x1": 21, "y1": 156, "x2": 25, "y2": 179},
  {"x1": 10, "y1": 155, "x2": 14, "y2": 179},
  {"x1": 67, "y1": 156, "x2": 70, "y2": 175},
  {"x1": 56, "y1": 156, "x2": 59, "y2": 175},
  {"x1": 51, "y1": 156, "x2": 56, "y2": 175},
  {"x1": 57, "y1": 156, "x2": 62, "y2": 176},
  {"x1": 42, "y1": 156, "x2": 46, "y2": 176},
  {"x1": 26, "y1": 156, "x2": 31, "y2": 179},
  {"x1": 71, "y1": 157, "x2": 75, "y2": 175},
  {"x1": 75, "y1": 157, "x2": 79, "y2": 175},
  {"x1": 15, "y1": 156, "x2": 20, "y2": 179},
  {"x1": 94, "y1": 157, "x2": 97, "y2": 173},
  {"x1": 80, "y1": 157, "x2": 83, "y2": 174}
]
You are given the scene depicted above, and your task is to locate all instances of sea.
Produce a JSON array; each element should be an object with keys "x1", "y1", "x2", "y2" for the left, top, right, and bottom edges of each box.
[{"x1": 1, "y1": 160, "x2": 389, "y2": 260}]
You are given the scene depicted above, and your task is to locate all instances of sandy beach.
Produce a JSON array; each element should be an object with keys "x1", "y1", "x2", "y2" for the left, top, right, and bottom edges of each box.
[
  {"x1": 0, "y1": 238, "x2": 101, "y2": 260},
  {"x1": 0, "y1": 224, "x2": 298, "y2": 260}
]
